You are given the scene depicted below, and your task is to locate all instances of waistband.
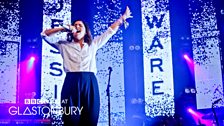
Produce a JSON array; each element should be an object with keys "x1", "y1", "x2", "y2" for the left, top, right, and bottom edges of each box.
[{"x1": 66, "y1": 72, "x2": 95, "y2": 75}]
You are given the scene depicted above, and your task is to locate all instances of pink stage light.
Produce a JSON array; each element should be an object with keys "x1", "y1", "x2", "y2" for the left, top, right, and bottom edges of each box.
[
  {"x1": 19, "y1": 55, "x2": 37, "y2": 102},
  {"x1": 183, "y1": 54, "x2": 192, "y2": 63},
  {"x1": 188, "y1": 108, "x2": 201, "y2": 118},
  {"x1": 187, "y1": 108, "x2": 213, "y2": 126},
  {"x1": 28, "y1": 55, "x2": 36, "y2": 70},
  {"x1": 187, "y1": 108, "x2": 197, "y2": 116},
  {"x1": 187, "y1": 108, "x2": 193, "y2": 113},
  {"x1": 183, "y1": 54, "x2": 195, "y2": 76},
  {"x1": 30, "y1": 56, "x2": 35, "y2": 62}
]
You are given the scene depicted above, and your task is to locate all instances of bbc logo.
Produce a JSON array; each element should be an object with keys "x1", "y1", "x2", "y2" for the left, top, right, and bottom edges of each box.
[{"x1": 24, "y1": 99, "x2": 46, "y2": 104}]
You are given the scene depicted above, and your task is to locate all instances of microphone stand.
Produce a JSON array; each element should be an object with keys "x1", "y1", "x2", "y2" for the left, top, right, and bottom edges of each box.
[
  {"x1": 212, "y1": 103, "x2": 219, "y2": 126},
  {"x1": 106, "y1": 67, "x2": 112, "y2": 126}
]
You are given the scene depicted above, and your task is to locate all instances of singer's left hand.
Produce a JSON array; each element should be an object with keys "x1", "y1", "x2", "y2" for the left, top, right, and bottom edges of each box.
[{"x1": 122, "y1": 6, "x2": 133, "y2": 21}]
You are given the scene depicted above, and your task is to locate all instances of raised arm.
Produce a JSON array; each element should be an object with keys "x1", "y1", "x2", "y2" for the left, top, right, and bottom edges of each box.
[
  {"x1": 43, "y1": 24, "x2": 74, "y2": 36},
  {"x1": 41, "y1": 25, "x2": 72, "y2": 49},
  {"x1": 110, "y1": 6, "x2": 133, "y2": 31},
  {"x1": 43, "y1": 27, "x2": 65, "y2": 36}
]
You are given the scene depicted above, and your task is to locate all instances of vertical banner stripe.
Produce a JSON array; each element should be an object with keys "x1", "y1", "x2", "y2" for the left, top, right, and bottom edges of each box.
[
  {"x1": 0, "y1": 0, "x2": 20, "y2": 103},
  {"x1": 93, "y1": 1, "x2": 126, "y2": 125},
  {"x1": 41, "y1": 0, "x2": 71, "y2": 124},
  {"x1": 189, "y1": 0, "x2": 224, "y2": 109},
  {"x1": 141, "y1": 0, "x2": 175, "y2": 117}
]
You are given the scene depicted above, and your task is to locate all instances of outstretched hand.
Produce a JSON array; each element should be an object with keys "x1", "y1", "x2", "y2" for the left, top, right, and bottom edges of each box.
[
  {"x1": 121, "y1": 6, "x2": 133, "y2": 29},
  {"x1": 109, "y1": 6, "x2": 133, "y2": 30},
  {"x1": 122, "y1": 6, "x2": 133, "y2": 21}
]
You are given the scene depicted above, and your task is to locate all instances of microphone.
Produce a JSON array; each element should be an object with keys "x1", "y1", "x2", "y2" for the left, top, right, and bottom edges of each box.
[
  {"x1": 213, "y1": 98, "x2": 222, "y2": 105},
  {"x1": 108, "y1": 67, "x2": 113, "y2": 72},
  {"x1": 58, "y1": 22, "x2": 77, "y2": 33}
]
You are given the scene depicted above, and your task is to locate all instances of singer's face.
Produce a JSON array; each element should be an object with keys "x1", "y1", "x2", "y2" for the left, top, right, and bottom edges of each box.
[{"x1": 72, "y1": 21, "x2": 86, "y2": 41}]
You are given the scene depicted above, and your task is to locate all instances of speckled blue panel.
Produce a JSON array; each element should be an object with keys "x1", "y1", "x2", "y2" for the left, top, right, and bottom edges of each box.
[
  {"x1": 189, "y1": 0, "x2": 224, "y2": 109},
  {"x1": 0, "y1": 0, "x2": 20, "y2": 103},
  {"x1": 93, "y1": 1, "x2": 125, "y2": 126}
]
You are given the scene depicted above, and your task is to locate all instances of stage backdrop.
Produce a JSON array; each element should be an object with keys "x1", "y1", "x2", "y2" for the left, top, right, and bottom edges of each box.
[
  {"x1": 0, "y1": 0, "x2": 20, "y2": 103},
  {"x1": 0, "y1": 0, "x2": 223, "y2": 125},
  {"x1": 40, "y1": 0, "x2": 224, "y2": 124}
]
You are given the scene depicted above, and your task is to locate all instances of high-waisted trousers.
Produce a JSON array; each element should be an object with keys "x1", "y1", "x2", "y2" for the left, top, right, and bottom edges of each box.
[{"x1": 61, "y1": 72, "x2": 100, "y2": 126}]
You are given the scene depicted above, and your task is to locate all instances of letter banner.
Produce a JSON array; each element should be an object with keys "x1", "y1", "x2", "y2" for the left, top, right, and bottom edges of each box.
[
  {"x1": 41, "y1": 0, "x2": 71, "y2": 112},
  {"x1": 141, "y1": 0, "x2": 175, "y2": 117}
]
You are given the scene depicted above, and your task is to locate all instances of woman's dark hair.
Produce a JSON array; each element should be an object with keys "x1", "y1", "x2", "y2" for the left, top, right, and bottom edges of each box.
[{"x1": 67, "y1": 20, "x2": 93, "y2": 46}]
